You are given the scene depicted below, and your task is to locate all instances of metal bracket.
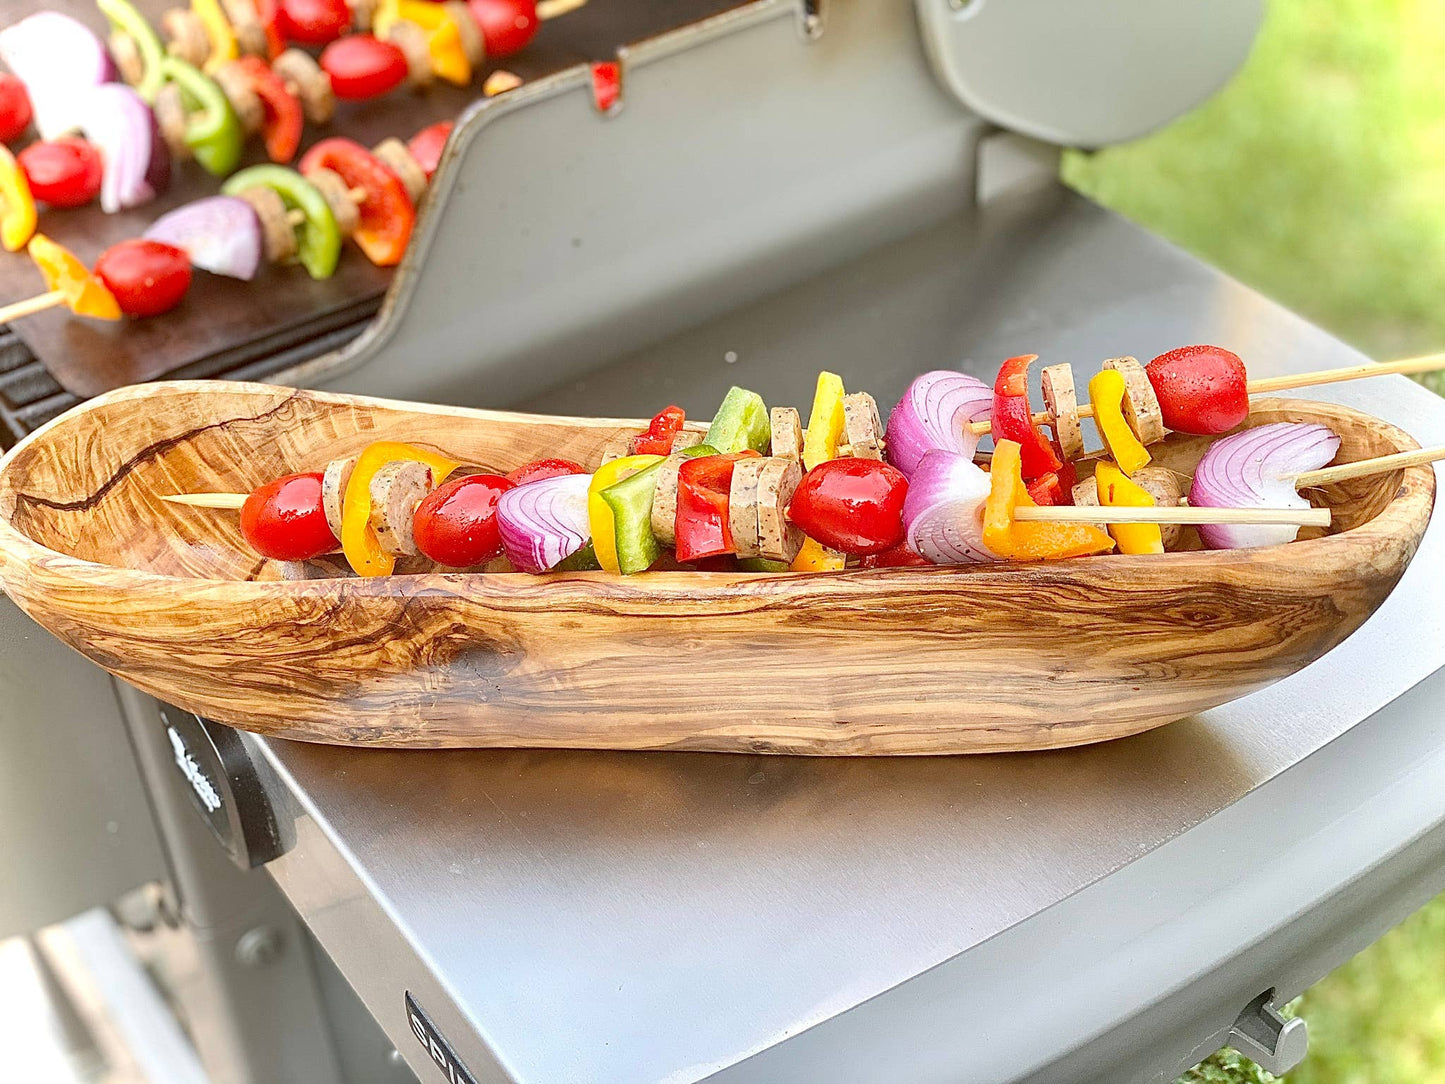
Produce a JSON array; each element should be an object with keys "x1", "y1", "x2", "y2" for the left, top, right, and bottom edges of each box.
[
  {"x1": 913, "y1": 0, "x2": 1264, "y2": 147},
  {"x1": 1227, "y1": 990, "x2": 1308, "y2": 1076}
]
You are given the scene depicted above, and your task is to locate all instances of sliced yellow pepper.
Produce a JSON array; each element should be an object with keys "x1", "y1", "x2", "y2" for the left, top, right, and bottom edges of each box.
[
  {"x1": 983, "y1": 440, "x2": 1114, "y2": 561},
  {"x1": 789, "y1": 537, "x2": 846, "y2": 572},
  {"x1": 1094, "y1": 460, "x2": 1163, "y2": 555},
  {"x1": 27, "y1": 234, "x2": 121, "y2": 320},
  {"x1": 0, "y1": 147, "x2": 37, "y2": 253},
  {"x1": 374, "y1": 0, "x2": 471, "y2": 86},
  {"x1": 193, "y1": 0, "x2": 239, "y2": 73},
  {"x1": 588, "y1": 454, "x2": 663, "y2": 573},
  {"x1": 802, "y1": 370, "x2": 846, "y2": 470},
  {"x1": 341, "y1": 442, "x2": 461, "y2": 577},
  {"x1": 1088, "y1": 368, "x2": 1151, "y2": 476}
]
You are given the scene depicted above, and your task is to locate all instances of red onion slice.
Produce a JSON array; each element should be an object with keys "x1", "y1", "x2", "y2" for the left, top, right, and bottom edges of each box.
[
  {"x1": 0, "y1": 13, "x2": 115, "y2": 140},
  {"x1": 1189, "y1": 422, "x2": 1340, "y2": 550},
  {"x1": 146, "y1": 197, "x2": 263, "y2": 280},
  {"x1": 81, "y1": 83, "x2": 169, "y2": 213},
  {"x1": 901, "y1": 449, "x2": 1000, "y2": 565},
  {"x1": 885, "y1": 371, "x2": 993, "y2": 478},
  {"x1": 497, "y1": 473, "x2": 592, "y2": 574}
]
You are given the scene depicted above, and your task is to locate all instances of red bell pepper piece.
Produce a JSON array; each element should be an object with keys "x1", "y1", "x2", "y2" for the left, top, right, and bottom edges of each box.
[
  {"x1": 674, "y1": 451, "x2": 759, "y2": 563},
  {"x1": 1025, "y1": 472, "x2": 1063, "y2": 506},
  {"x1": 234, "y1": 57, "x2": 302, "y2": 163},
  {"x1": 591, "y1": 61, "x2": 620, "y2": 112},
  {"x1": 991, "y1": 354, "x2": 1062, "y2": 480},
  {"x1": 298, "y1": 137, "x2": 415, "y2": 266},
  {"x1": 630, "y1": 404, "x2": 686, "y2": 456}
]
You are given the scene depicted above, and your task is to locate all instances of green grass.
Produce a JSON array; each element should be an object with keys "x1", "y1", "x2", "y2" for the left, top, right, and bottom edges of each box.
[{"x1": 1061, "y1": 1, "x2": 1445, "y2": 1080}]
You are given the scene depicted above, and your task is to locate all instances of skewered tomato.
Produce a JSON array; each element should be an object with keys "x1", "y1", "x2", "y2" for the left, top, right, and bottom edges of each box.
[
  {"x1": 407, "y1": 121, "x2": 452, "y2": 180},
  {"x1": 299, "y1": 137, "x2": 415, "y2": 265},
  {"x1": 413, "y1": 473, "x2": 514, "y2": 567},
  {"x1": 239, "y1": 472, "x2": 337, "y2": 560},
  {"x1": 0, "y1": 73, "x2": 32, "y2": 143},
  {"x1": 277, "y1": 0, "x2": 351, "y2": 44},
  {"x1": 319, "y1": 35, "x2": 409, "y2": 100},
  {"x1": 94, "y1": 239, "x2": 192, "y2": 318},
  {"x1": 18, "y1": 138, "x2": 103, "y2": 208},
  {"x1": 466, "y1": 0, "x2": 537, "y2": 57},
  {"x1": 787, "y1": 457, "x2": 907, "y2": 556},
  {"x1": 506, "y1": 457, "x2": 585, "y2": 485},
  {"x1": 1145, "y1": 344, "x2": 1249, "y2": 435}
]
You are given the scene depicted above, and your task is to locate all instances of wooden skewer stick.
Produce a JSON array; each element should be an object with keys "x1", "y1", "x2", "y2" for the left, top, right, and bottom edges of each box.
[
  {"x1": 160, "y1": 492, "x2": 248, "y2": 509},
  {"x1": 1287, "y1": 444, "x2": 1445, "y2": 489},
  {"x1": 0, "y1": 289, "x2": 67, "y2": 324},
  {"x1": 1014, "y1": 505, "x2": 1331, "y2": 527},
  {"x1": 537, "y1": 0, "x2": 588, "y2": 18},
  {"x1": 967, "y1": 351, "x2": 1445, "y2": 437}
]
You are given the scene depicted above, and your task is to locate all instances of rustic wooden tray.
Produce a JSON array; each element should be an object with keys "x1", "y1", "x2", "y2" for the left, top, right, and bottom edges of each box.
[{"x1": 0, "y1": 380, "x2": 1433, "y2": 754}]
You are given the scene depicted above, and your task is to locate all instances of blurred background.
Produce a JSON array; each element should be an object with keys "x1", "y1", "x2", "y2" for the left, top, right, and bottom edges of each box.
[{"x1": 1068, "y1": 1, "x2": 1445, "y2": 1080}]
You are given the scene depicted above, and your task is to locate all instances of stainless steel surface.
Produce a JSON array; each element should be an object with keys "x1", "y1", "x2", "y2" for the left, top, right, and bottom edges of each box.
[
  {"x1": 914, "y1": 0, "x2": 1263, "y2": 147},
  {"x1": 0, "y1": 596, "x2": 164, "y2": 940},
  {"x1": 252, "y1": 182, "x2": 1445, "y2": 1083},
  {"x1": 319, "y1": 0, "x2": 988, "y2": 405}
]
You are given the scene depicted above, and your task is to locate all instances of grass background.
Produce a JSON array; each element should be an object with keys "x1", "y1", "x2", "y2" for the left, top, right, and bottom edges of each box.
[{"x1": 1062, "y1": 1, "x2": 1445, "y2": 1080}]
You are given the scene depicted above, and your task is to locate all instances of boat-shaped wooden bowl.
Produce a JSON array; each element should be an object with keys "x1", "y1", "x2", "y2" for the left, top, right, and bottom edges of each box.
[{"x1": 0, "y1": 380, "x2": 1433, "y2": 754}]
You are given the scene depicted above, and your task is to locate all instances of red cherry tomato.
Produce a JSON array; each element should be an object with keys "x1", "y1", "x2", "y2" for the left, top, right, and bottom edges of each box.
[
  {"x1": 299, "y1": 137, "x2": 414, "y2": 265},
  {"x1": 590, "y1": 61, "x2": 620, "y2": 112},
  {"x1": 0, "y1": 73, "x2": 32, "y2": 143},
  {"x1": 277, "y1": 0, "x2": 352, "y2": 44},
  {"x1": 505, "y1": 457, "x2": 586, "y2": 486},
  {"x1": 94, "y1": 239, "x2": 192, "y2": 318},
  {"x1": 787, "y1": 458, "x2": 908, "y2": 556},
  {"x1": 466, "y1": 0, "x2": 537, "y2": 57},
  {"x1": 412, "y1": 473, "x2": 514, "y2": 567},
  {"x1": 1144, "y1": 345, "x2": 1249, "y2": 435},
  {"x1": 18, "y1": 138, "x2": 103, "y2": 208},
  {"x1": 319, "y1": 35, "x2": 409, "y2": 100},
  {"x1": 407, "y1": 120, "x2": 453, "y2": 180},
  {"x1": 240, "y1": 472, "x2": 337, "y2": 561}
]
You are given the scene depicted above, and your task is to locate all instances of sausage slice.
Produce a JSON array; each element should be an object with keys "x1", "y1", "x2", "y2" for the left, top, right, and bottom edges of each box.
[
  {"x1": 756, "y1": 458, "x2": 804, "y2": 563},
  {"x1": 368, "y1": 461, "x2": 433, "y2": 556},
  {"x1": 236, "y1": 185, "x2": 297, "y2": 264},
  {"x1": 650, "y1": 453, "x2": 691, "y2": 545},
  {"x1": 728, "y1": 457, "x2": 766, "y2": 559},
  {"x1": 770, "y1": 406, "x2": 804, "y2": 461},
  {"x1": 1041, "y1": 363, "x2": 1084, "y2": 461},
  {"x1": 841, "y1": 392, "x2": 884, "y2": 460},
  {"x1": 1103, "y1": 356, "x2": 1166, "y2": 446},
  {"x1": 321, "y1": 456, "x2": 356, "y2": 539}
]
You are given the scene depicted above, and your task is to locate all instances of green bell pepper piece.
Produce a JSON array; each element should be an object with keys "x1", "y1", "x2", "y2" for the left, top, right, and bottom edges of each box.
[
  {"x1": 552, "y1": 543, "x2": 601, "y2": 572},
  {"x1": 736, "y1": 557, "x2": 791, "y2": 573},
  {"x1": 160, "y1": 58, "x2": 243, "y2": 177},
  {"x1": 704, "y1": 386, "x2": 771, "y2": 454},
  {"x1": 600, "y1": 459, "x2": 669, "y2": 575},
  {"x1": 222, "y1": 165, "x2": 342, "y2": 280},
  {"x1": 97, "y1": 0, "x2": 167, "y2": 103}
]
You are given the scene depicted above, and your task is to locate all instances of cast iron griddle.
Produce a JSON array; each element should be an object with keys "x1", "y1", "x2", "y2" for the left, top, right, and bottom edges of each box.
[{"x1": 0, "y1": 0, "x2": 742, "y2": 397}]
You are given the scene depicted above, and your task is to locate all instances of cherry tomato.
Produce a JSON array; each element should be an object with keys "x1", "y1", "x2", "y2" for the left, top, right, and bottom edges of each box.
[
  {"x1": 18, "y1": 138, "x2": 103, "y2": 209},
  {"x1": 240, "y1": 472, "x2": 337, "y2": 561},
  {"x1": 94, "y1": 239, "x2": 193, "y2": 318},
  {"x1": 412, "y1": 473, "x2": 514, "y2": 567},
  {"x1": 787, "y1": 458, "x2": 908, "y2": 556},
  {"x1": 505, "y1": 458, "x2": 586, "y2": 486},
  {"x1": 466, "y1": 0, "x2": 537, "y2": 57},
  {"x1": 859, "y1": 543, "x2": 930, "y2": 569},
  {"x1": 0, "y1": 73, "x2": 32, "y2": 143},
  {"x1": 277, "y1": 0, "x2": 352, "y2": 44},
  {"x1": 1144, "y1": 345, "x2": 1249, "y2": 435},
  {"x1": 320, "y1": 35, "x2": 409, "y2": 100},
  {"x1": 591, "y1": 61, "x2": 620, "y2": 112},
  {"x1": 407, "y1": 120, "x2": 453, "y2": 180},
  {"x1": 299, "y1": 137, "x2": 414, "y2": 265}
]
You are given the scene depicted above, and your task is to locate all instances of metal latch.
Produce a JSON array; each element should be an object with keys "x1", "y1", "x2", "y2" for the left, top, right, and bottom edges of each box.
[{"x1": 1227, "y1": 990, "x2": 1308, "y2": 1076}]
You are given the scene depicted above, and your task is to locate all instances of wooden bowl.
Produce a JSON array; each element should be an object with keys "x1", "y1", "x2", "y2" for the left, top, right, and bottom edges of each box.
[{"x1": 0, "y1": 380, "x2": 1433, "y2": 754}]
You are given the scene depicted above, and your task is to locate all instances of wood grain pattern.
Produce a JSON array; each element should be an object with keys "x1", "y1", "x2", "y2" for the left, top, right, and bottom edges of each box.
[{"x1": 0, "y1": 380, "x2": 1434, "y2": 754}]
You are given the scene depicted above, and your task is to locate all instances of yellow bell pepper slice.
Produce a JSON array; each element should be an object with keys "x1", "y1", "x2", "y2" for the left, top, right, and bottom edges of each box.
[
  {"x1": 0, "y1": 147, "x2": 37, "y2": 253},
  {"x1": 27, "y1": 234, "x2": 122, "y2": 320},
  {"x1": 341, "y1": 442, "x2": 461, "y2": 577},
  {"x1": 193, "y1": 0, "x2": 239, "y2": 73},
  {"x1": 789, "y1": 536, "x2": 846, "y2": 573},
  {"x1": 1094, "y1": 460, "x2": 1163, "y2": 555},
  {"x1": 374, "y1": 0, "x2": 471, "y2": 86},
  {"x1": 802, "y1": 371, "x2": 846, "y2": 470},
  {"x1": 1088, "y1": 368, "x2": 1151, "y2": 476},
  {"x1": 983, "y1": 440, "x2": 1114, "y2": 561},
  {"x1": 588, "y1": 453, "x2": 663, "y2": 573}
]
